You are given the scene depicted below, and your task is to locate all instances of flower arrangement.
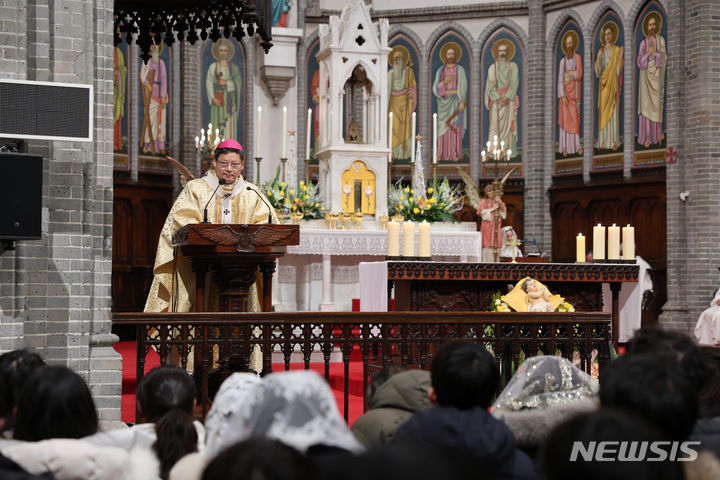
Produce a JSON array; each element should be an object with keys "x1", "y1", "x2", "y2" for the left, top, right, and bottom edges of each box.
[
  {"x1": 556, "y1": 301, "x2": 576, "y2": 312},
  {"x1": 262, "y1": 167, "x2": 324, "y2": 220},
  {"x1": 387, "y1": 178, "x2": 464, "y2": 222}
]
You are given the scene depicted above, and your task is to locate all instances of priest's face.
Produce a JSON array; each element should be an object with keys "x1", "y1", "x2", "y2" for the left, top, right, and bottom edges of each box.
[{"x1": 213, "y1": 151, "x2": 244, "y2": 185}]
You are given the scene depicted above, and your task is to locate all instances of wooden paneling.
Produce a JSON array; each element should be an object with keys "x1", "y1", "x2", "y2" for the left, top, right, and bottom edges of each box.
[
  {"x1": 112, "y1": 177, "x2": 173, "y2": 313},
  {"x1": 549, "y1": 175, "x2": 666, "y2": 267}
]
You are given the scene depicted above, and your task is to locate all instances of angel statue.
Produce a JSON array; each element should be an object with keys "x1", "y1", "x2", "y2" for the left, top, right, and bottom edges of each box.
[{"x1": 458, "y1": 167, "x2": 515, "y2": 262}]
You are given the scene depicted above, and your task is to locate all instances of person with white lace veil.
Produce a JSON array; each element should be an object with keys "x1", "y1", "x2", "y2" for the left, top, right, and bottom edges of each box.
[
  {"x1": 694, "y1": 286, "x2": 720, "y2": 346},
  {"x1": 492, "y1": 356, "x2": 599, "y2": 455},
  {"x1": 170, "y1": 371, "x2": 362, "y2": 480}
]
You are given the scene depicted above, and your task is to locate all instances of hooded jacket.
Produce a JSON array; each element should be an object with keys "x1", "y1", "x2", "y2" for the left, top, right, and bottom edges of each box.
[
  {"x1": 393, "y1": 406, "x2": 536, "y2": 480},
  {"x1": 351, "y1": 370, "x2": 431, "y2": 448}
]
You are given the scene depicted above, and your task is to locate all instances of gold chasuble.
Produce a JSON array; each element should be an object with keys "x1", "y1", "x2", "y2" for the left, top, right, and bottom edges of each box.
[{"x1": 144, "y1": 171, "x2": 278, "y2": 313}]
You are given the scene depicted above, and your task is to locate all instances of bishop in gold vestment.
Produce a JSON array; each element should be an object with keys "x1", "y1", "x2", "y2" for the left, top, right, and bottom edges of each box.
[{"x1": 144, "y1": 140, "x2": 277, "y2": 313}]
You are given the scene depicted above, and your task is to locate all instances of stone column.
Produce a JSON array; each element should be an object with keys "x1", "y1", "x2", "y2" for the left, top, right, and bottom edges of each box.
[
  {"x1": 523, "y1": 0, "x2": 551, "y2": 255},
  {"x1": 661, "y1": 0, "x2": 720, "y2": 333}
]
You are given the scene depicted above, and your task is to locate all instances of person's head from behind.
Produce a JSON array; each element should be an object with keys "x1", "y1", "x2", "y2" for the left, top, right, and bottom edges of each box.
[
  {"x1": 625, "y1": 326, "x2": 707, "y2": 394},
  {"x1": 13, "y1": 365, "x2": 97, "y2": 441},
  {"x1": 137, "y1": 366, "x2": 197, "y2": 480},
  {"x1": 0, "y1": 349, "x2": 44, "y2": 432},
  {"x1": 366, "y1": 364, "x2": 405, "y2": 400},
  {"x1": 202, "y1": 438, "x2": 310, "y2": 480},
  {"x1": 430, "y1": 341, "x2": 498, "y2": 410},
  {"x1": 541, "y1": 408, "x2": 683, "y2": 480},
  {"x1": 600, "y1": 353, "x2": 698, "y2": 441}
]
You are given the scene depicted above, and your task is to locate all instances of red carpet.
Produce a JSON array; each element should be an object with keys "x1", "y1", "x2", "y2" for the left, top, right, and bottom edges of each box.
[{"x1": 114, "y1": 341, "x2": 365, "y2": 425}]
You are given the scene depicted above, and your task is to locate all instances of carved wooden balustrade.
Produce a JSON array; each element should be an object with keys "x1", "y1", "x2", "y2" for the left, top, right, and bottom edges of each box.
[{"x1": 113, "y1": 311, "x2": 612, "y2": 421}]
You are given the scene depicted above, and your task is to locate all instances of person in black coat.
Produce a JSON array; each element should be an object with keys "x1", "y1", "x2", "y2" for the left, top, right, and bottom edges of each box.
[{"x1": 393, "y1": 341, "x2": 535, "y2": 480}]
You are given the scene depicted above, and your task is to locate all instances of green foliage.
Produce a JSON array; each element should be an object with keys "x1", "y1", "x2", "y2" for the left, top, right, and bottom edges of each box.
[
  {"x1": 387, "y1": 177, "x2": 464, "y2": 223},
  {"x1": 262, "y1": 167, "x2": 324, "y2": 220}
]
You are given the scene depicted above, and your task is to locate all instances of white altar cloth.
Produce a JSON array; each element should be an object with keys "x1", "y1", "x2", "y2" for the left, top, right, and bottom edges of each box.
[{"x1": 272, "y1": 226, "x2": 481, "y2": 312}]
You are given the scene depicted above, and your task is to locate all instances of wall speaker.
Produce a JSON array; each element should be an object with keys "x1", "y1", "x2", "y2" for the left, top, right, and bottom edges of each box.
[
  {"x1": 0, "y1": 79, "x2": 93, "y2": 142},
  {"x1": 0, "y1": 153, "x2": 43, "y2": 240}
]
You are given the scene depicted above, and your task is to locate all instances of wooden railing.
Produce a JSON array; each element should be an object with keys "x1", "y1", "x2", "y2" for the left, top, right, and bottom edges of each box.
[{"x1": 113, "y1": 311, "x2": 612, "y2": 421}]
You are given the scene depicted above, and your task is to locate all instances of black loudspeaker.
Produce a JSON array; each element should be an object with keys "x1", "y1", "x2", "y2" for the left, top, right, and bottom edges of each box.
[
  {"x1": 0, "y1": 153, "x2": 43, "y2": 240},
  {"x1": 0, "y1": 79, "x2": 92, "y2": 142}
]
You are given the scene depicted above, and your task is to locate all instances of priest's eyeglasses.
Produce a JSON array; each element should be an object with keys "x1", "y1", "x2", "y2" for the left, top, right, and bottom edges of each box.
[{"x1": 217, "y1": 161, "x2": 242, "y2": 169}]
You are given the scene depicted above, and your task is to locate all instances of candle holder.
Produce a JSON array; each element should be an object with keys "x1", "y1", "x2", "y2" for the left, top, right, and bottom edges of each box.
[
  {"x1": 353, "y1": 211, "x2": 364, "y2": 230},
  {"x1": 254, "y1": 156, "x2": 263, "y2": 184},
  {"x1": 291, "y1": 211, "x2": 304, "y2": 224},
  {"x1": 391, "y1": 213, "x2": 404, "y2": 223},
  {"x1": 379, "y1": 215, "x2": 389, "y2": 230},
  {"x1": 280, "y1": 157, "x2": 288, "y2": 183},
  {"x1": 341, "y1": 212, "x2": 353, "y2": 230}
]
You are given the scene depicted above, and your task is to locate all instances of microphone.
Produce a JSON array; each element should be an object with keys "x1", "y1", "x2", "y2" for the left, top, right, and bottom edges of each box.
[
  {"x1": 246, "y1": 186, "x2": 273, "y2": 224},
  {"x1": 201, "y1": 178, "x2": 226, "y2": 224}
]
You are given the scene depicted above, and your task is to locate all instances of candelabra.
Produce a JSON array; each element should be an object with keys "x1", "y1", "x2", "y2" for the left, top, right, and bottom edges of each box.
[{"x1": 194, "y1": 123, "x2": 224, "y2": 173}]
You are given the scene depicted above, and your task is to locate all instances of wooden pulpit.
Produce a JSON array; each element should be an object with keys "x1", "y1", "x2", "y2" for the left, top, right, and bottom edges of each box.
[{"x1": 172, "y1": 224, "x2": 300, "y2": 312}]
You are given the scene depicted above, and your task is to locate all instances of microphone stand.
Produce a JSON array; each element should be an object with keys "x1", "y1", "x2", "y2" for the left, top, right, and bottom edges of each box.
[
  {"x1": 201, "y1": 179, "x2": 226, "y2": 224},
  {"x1": 246, "y1": 186, "x2": 273, "y2": 224}
]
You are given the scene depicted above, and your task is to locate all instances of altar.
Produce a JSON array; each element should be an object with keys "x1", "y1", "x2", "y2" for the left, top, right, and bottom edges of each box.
[{"x1": 272, "y1": 222, "x2": 481, "y2": 312}]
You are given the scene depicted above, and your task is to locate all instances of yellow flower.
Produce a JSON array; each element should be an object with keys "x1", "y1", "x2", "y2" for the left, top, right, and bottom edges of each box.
[
  {"x1": 568, "y1": 307, "x2": 575, "y2": 312},
  {"x1": 302, "y1": 185, "x2": 308, "y2": 191},
  {"x1": 289, "y1": 189, "x2": 295, "y2": 196},
  {"x1": 278, "y1": 191, "x2": 284, "y2": 198},
  {"x1": 399, "y1": 195, "x2": 404, "y2": 201},
  {"x1": 410, "y1": 189, "x2": 414, "y2": 195},
  {"x1": 280, "y1": 182, "x2": 286, "y2": 187},
  {"x1": 299, "y1": 180, "x2": 305, "y2": 186},
  {"x1": 497, "y1": 305, "x2": 506, "y2": 312},
  {"x1": 428, "y1": 197, "x2": 436, "y2": 204},
  {"x1": 314, "y1": 202, "x2": 319, "y2": 207},
  {"x1": 439, "y1": 202, "x2": 445, "y2": 207},
  {"x1": 267, "y1": 191, "x2": 273, "y2": 197},
  {"x1": 397, "y1": 205, "x2": 404, "y2": 210},
  {"x1": 413, "y1": 208, "x2": 420, "y2": 214},
  {"x1": 427, "y1": 188, "x2": 434, "y2": 194},
  {"x1": 291, "y1": 205, "x2": 297, "y2": 211},
  {"x1": 404, "y1": 187, "x2": 410, "y2": 193}
]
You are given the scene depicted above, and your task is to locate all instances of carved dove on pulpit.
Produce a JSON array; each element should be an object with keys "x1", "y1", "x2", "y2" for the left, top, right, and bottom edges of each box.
[{"x1": 196, "y1": 225, "x2": 296, "y2": 253}]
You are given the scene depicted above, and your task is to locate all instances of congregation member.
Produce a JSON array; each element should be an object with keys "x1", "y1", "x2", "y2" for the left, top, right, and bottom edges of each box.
[
  {"x1": 691, "y1": 353, "x2": 720, "y2": 458},
  {"x1": 393, "y1": 341, "x2": 535, "y2": 479},
  {"x1": 351, "y1": 367, "x2": 431, "y2": 448},
  {"x1": 84, "y1": 366, "x2": 204, "y2": 480},
  {"x1": 0, "y1": 350, "x2": 44, "y2": 438},
  {"x1": 492, "y1": 356, "x2": 598, "y2": 458},
  {"x1": 695, "y1": 286, "x2": 720, "y2": 346},
  {"x1": 201, "y1": 438, "x2": 310, "y2": 480}
]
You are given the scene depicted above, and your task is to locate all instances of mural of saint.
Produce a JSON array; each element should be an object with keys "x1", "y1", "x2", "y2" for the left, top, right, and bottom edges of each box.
[
  {"x1": 636, "y1": 10, "x2": 667, "y2": 148},
  {"x1": 271, "y1": 0, "x2": 291, "y2": 27},
  {"x1": 485, "y1": 38, "x2": 520, "y2": 158},
  {"x1": 594, "y1": 20, "x2": 623, "y2": 151},
  {"x1": 206, "y1": 38, "x2": 242, "y2": 142},
  {"x1": 432, "y1": 41, "x2": 468, "y2": 162},
  {"x1": 388, "y1": 44, "x2": 417, "y2": 160},
  {"x1": 140, "y1": 42, "x2": 168, "y2": 155},
  {"x1": 307, "y1": 41, "x2": 320, "y2": 159},
  {"x1": 558, "y1": 29, "x2": 583, "y2": 156},
  {"x1": 113, "y1": 45, "x2": 127, "y2": 153}
]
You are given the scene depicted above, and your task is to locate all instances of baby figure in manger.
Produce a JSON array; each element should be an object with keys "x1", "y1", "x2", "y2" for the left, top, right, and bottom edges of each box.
[{"x1": 502, "y1": 277, "x2": 564, "y2": 313}]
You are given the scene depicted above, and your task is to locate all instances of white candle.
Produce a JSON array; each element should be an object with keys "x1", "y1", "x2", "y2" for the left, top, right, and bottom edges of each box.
[
  {"x1": 432, "y1": 113, "x2": 438, "y2": 164},
  {"x1": 306, "y1": 108, "x2": 312, "y2": 157},
  {"x1": 418, "y1": 221, "x2": 431, "y2": 257},
  {"x1": 506, "y1": 149, "x2": 512, "y2": 161},
  {"x1": 410, "y1": 111, "x2": 416, "y2": 164},
  {"x1": 402, "y1": 221, "x2": 415, "y2": 257},
  {"x1": 256, "y1": 106, "x2": 262, "y2": 157},
  {"x1": 208, "y1": 123, "x2": 212, "y2": 133},
  {"x1": 607, "y1": 224, "x2": 621, "y2": 260},
  {"x1": 195, "y1": 136, "x2": 199, "y2": 149},
  {"x1": 622, "y1": 225, "x2": 636, "y2": 260},
  {"x1": 576, "y1": 234, "x2": 586, "y2": 263},
  {"x1": 387, "y1": 221, "x2": 400, "y2": 257},
  {"x1": 215, "y1": 128, "x2": 219, "y2": 140},
  {"x1": 281, "y1": 106, "x2": 288, "y2": 158},
  {"x1": 388, "y1": 112, "x2": 394, "y2": 151},
  {"x1": 593, "y1": 223, "x2": 606, "y2": 260}
]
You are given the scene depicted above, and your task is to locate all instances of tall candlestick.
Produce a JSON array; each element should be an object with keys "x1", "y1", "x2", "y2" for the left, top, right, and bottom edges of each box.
[
  {"x1": 576, "y1": 234, "x2": 586, "y2": 263},
  {"x1": 607, "y1": 224, "x2": 621, "y2": 260},
  {"x1": 281, "y1": 106, "x2": 288, "y2": 158},
  {"x1": 387, "y1": 221, "x2": 400, "y2": 256},
  {"x1": 622, "y1": 224, "x2": 636, "y2": 260},
  {"x1": 256, "y1": 106, "x2": 262, "y2": 157},
  {"x1": 306, "y1": 108, "x2": 312, "y2": 156},
  {"x1": 593, "y1": 223, "x2": 606, "y2": 260},
  {"x1": 432, "y1": 113, "x2": 438, "y2": 164},
  {"x1": 410, "y1": 111, "x2": 416, "y2": 164},
  {"x1": 418, "y1": 221, "x2": 431, "y2": 257},
  {"x1": 388, "y1": 112, "x2": 394, "y2": 153},
  {"x1": 195, "y1": 136, "x2": 199, "y2": 149},
  {"x1": 402, "y1": 221, "x2": 415, "y2": 257}
]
